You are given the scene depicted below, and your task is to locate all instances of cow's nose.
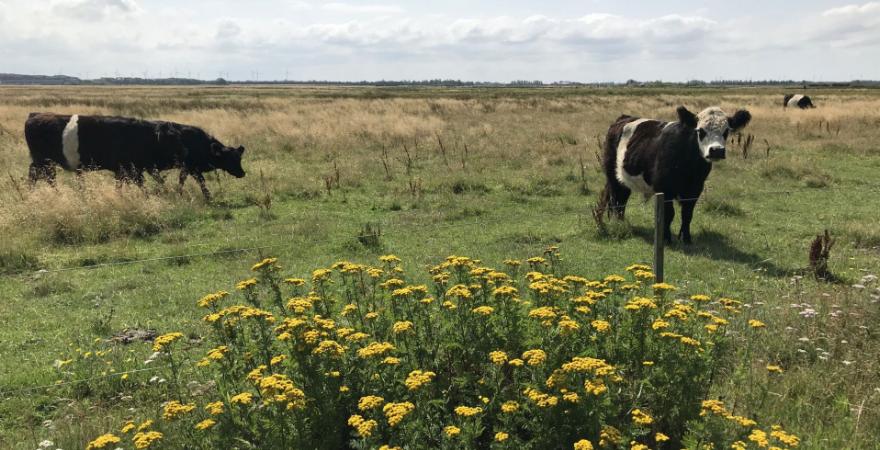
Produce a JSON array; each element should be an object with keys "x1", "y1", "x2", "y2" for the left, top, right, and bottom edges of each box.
[{"x1": 709, "y1": 146, "x2": 726, "y2": 160}]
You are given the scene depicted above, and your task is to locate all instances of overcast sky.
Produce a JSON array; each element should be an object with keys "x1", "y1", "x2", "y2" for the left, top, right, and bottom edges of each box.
[{"x1": 0, "y1": 0, "x2": 878, "y2": 81}]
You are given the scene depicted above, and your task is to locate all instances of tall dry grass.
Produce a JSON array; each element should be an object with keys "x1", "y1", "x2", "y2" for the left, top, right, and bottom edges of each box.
[{"x1": 0, "y1": 179, "x2": 189, "y2": 248}]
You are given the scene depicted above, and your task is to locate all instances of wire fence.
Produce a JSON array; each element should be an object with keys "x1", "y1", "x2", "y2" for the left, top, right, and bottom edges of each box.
[{"x1": 1, "y1": 184, "x2": 872, "y2": 280}]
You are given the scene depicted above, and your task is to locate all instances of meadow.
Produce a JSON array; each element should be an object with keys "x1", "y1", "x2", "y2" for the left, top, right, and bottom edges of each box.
[{"x1": 0, "y1": 85, "x2": 878, "y2": 449}]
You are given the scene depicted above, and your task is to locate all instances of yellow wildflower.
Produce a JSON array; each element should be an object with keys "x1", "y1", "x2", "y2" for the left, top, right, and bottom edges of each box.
[
  {"x1": 489, "y1": 350, "x2": 508, "y2": 365},
  {"x1": 383, "y1": 402, "x2": 415, "y2": 426},
  {"x1": 357, "y1": 341, "x2": 395, "y2": 358},
  {"x1": 446, "y1": 284, "x2": 472, "y2": 299},
  {"x1": 766, "y1": 364, "x2": 784, "y2": 374},
  {"x1": 444, "y1": 425, "x2": 461, "y2": 437},
  {"x1": 197, "y1": 291, "x2": 229, "y2": 308},
  {"x1": 690, "y1": 294, "x2": 711, "y2": 302},
  {"x1": 251, "y1": 257, "x2": 277, "y2": 271},
  {"x1": 495, "y1": 432, "x2": 509, "y2": 442},
  {"x1": 312, "y1": 268, "x2": 333, "y2": 282},
  {"x1": 195, "y1": 419, "x2": 216, "y2": 430},
  {"x1": 151, "y1": 332, "x2": 183, "y2": 352},
  {"x1": 656, "y1": 433, "x2": 670, "y2": 442},
  {"x1": 86, "y1": 434, "x2": 121, "y2": 450},
  {"x1": 591, "y1": 320, "x2": 611, "y2": 333},
  {"x1": 632, "y1": 408, "x2": 654, "y2": 425},
  {"x1": 235, "y1": 278, "x2": 257, "y2": 290},
  {"x1": 348, "y1": 415, "x2": 378, "y2": 438},
  {"x1": 748, "y1": 429, "x2": 769, "y2": 447},
  {"x1": 205, "y1": 401, "x2": 224, "y2": 415},
  {"x1": 283, "y1": 277, "x2": 305, "y2": 286},
  {"x1": 522, "y1": 349, "x2": 547, "y2": 366},
  {"x1": 472, "y1": 305, "x2": 494, "y2": 315},
  {"x1": 652, "y1": 319, "x2": 669, "y2": 330},
  {"x1": 749, "y1": 319, "x2": 766, "y2": 328},
  {"x1": 230, "y1": 392, "x2": 253, "y2": 405},
  {"x1": 162, "y1": 400, "x2": 195, "y2": 421},
  {"x1": 132, "y1": 431, "x2": 162, "y2": 449},
  {"x1": 574, "y1": 439, "x2": 595, "y2": 450},
  {"x1": 404, "y1": 370, "x2": 437, "y2": 390},
  {"x1": 770, "y1": 426, "x2": 800, "y2": 447},
  {"x1": 121, "y1": 422, "x2": 135, "y2": 433},
  {"x1": 625, "y1": 297, "x2": 658, "y2": 311},
  {"x1": 392, "y1": 321, "x2": 414, "y2": 334},
  {"x1": 652, "y1": 282, "x2": 677, "y2": 292},
  {"x1": 508, "y1": 358, "x2": 524, "y2": 367},
  {"x1": 358, "y1": 395, "x2": 384, "y2": 411},
  {"x1": 501, "y1": 401, "x2": 519, "y2": 413},
  {"x1": 454, "y1": 405, "x2": 483, "y2": 417},
  {"x1": 382, "y1": 356, "x2": 401, "y2": 365}
]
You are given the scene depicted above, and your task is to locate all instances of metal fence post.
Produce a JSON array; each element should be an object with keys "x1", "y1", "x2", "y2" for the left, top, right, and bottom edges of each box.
[{"x1": 653, "y1": 193, "x2": 665, "y2": 283}]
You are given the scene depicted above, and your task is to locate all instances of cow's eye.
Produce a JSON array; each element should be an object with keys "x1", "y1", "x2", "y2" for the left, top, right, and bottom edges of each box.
[
  {"x1": 723, "y1": 130, "x2": 730, "y2": 140},
  {"x1": 697, "y1": 129, "x2": 707, "y2": 140}
]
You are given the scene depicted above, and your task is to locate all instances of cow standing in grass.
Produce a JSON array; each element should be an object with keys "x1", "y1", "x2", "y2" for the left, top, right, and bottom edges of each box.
[
  {"x1": 24, "y1": 113, "x2": 245, "y2": 200},
  {"x1": 783, "y1": 94, "x2": 815, "y2": 109},
  {"x1": 601, "y1": 106, "x2": 752, "y2": 243}
]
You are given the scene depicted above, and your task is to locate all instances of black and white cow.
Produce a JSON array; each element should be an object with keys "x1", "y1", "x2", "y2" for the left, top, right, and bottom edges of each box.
[
  {"x1": 602, "y1": 106, "x2": 751, "y2": 243},
  {"x1": 24, "y1": 113, "x2": 245, "y2": 200},
  {"x1": 783, "y1": 94, "x2": 815, "y2": 109}
]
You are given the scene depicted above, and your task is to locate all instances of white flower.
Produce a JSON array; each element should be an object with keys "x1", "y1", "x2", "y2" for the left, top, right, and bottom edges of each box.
[
  {"x1": 842, "y1": 360, "x2": 854, "y2": 366},
  {"x1": 852, "y1": 284, "x2": 865, "y2": 290},
  {"x1": 798, "y1": 337, "x2": 810, "y2": 342},
  {"x1": 38, "y1": 440, "x2": 54, "y2": 448}
]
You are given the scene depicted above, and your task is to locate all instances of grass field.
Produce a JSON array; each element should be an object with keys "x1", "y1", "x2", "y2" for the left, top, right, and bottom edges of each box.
[{"x1": 0, "y1": 85, "x2": 878, "y2": 449}]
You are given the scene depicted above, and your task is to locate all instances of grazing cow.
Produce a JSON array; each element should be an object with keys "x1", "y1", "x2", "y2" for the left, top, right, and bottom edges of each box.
[
  {"x1": 601, "y1": 106, "x2": 751, "y2": 243},
  {"x1": 24, "y1": 113, "x2": 245, "y2": 200},
  {"x1": 783, "y1": 94, "x2": 815, "y2": 109}
]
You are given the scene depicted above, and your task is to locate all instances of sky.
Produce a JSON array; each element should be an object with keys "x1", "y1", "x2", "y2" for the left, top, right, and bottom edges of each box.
[{"x1": 0, "y1": 0, "x2": 878, "y2": 82}]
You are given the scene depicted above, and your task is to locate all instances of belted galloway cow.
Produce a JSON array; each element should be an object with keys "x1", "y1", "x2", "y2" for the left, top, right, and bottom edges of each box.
[
  {"x1": 24, "y1": 113, "x2": 245, "y2": 200},
  {"x1": 601, "y1": 106, "x2": 751, "y2": 243}
]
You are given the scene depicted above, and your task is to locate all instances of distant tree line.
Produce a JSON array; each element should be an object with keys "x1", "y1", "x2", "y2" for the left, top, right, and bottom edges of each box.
[{"x1": 1, "y1": 73, "x2": 878, "y2": 88}]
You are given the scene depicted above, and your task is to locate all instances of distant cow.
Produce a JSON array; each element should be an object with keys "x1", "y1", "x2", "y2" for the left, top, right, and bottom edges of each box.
[
  {"x1": 24, "y1": 113, "x2": 245, "y2": 200},
  {"x1": 602, "y1": 106, "x2": 751, "y2": 243},
  {"x1": 783, "y1": 94, "x2": 815, "y2": 109}
]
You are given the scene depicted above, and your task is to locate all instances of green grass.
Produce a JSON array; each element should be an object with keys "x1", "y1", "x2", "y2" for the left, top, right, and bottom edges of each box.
[{"x1": 0, "y1": 85, "x2": 878, "y2": 449}]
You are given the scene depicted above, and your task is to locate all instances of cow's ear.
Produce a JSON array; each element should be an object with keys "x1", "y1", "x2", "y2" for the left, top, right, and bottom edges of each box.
[
  {"x1": 210, "y1": 142, "x2": 223, "y2": 156},
  {"x1": 237, "y1": 145, "x2": 245, "y2": 155},
  {"x1": 728, "y1": 109, "x2": 752, "y2": 132},
  {"x1": 677, "y1": 106, "x2": 697, "y2": 128}
]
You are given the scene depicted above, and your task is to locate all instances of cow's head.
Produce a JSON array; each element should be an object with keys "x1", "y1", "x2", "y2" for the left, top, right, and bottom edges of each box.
[
  {"x1": 210, "y1": 141, "x2": 246, "y2": 178},
  {"x1": 678, "y1": 106, "x2": 751, "y2": 162}
]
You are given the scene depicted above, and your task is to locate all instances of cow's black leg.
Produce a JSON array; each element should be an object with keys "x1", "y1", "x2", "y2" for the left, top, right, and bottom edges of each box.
[
  {"x1": 28, "y1": 161, "x2": 56, "y2": 187},
  {"x1": 177, "y1": 170, "x2": 188, "y2": 193},
  {"x1": 193, "y1": 172, "x2": 212, "y2": 201},
  {"x1": 663, "y1": 198, "x2": 675, "y2": 243},
  {"x1": 132, "y1": 171, "x2": 146, "y2": 188},
  {"x1": 607, "y1": 181, "x2": 631, "y2": 220},
  {"x1": 148, "y1": 169, "x2": 166, "y2": 185},
  {"x1": 28, "y1": 163, "x2": 43, "y2": 186},
  {"x1": 678, "y1": 198, "x2": 698, "y2": 244}
]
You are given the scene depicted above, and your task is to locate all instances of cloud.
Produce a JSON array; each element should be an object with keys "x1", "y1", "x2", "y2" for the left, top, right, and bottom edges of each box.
[
  {"x1": 321, "y1": 2, "x2": 403, "y2": 14},
  {"x1": 52, "y1": 0, "x2": 140, "y2": 21},
  {"x1": 809, "y1": 1, "x2": 880, "y2": 48},
  {"x1": 0, "y1": 1, "x2": 878, "y2": 81}
]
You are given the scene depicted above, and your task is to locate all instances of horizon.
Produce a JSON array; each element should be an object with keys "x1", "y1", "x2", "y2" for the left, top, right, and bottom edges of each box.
[{"x1": 1, "y1": 1, "x2": 879, "y2": 82}]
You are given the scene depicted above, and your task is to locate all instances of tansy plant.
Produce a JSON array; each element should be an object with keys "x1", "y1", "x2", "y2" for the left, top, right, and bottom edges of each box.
[{"x1": 70, "y1": 249, "x2": 797, "y2": 450}]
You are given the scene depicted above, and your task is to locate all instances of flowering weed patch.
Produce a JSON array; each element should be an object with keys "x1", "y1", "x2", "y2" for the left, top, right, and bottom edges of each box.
[{"x1": 63, "y1": 251, "x2": 802, "y2": 449}]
